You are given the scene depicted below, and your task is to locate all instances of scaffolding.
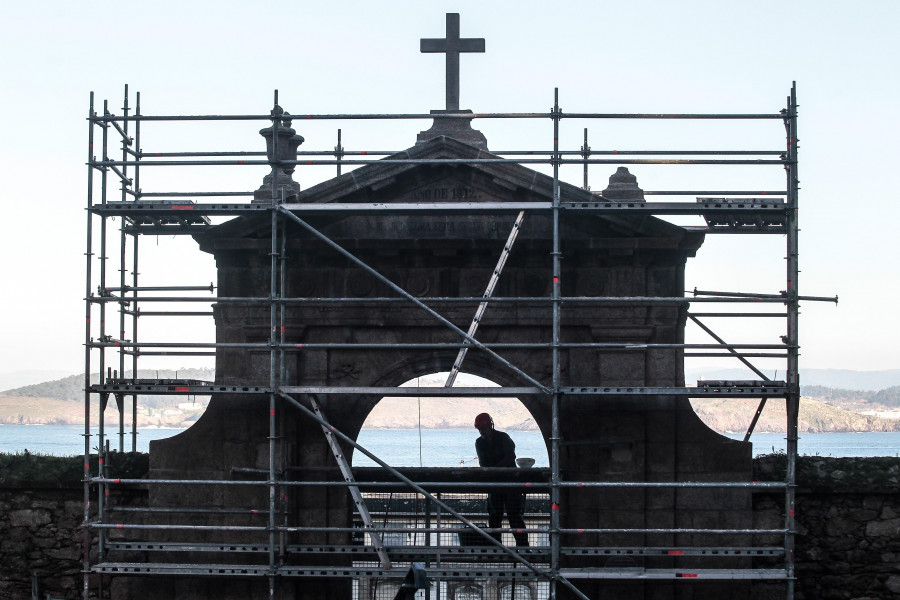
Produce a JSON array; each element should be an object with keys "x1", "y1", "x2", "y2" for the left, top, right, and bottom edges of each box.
[{"x1": 81, "y1": 79, "x2": 836, "y2": 600}]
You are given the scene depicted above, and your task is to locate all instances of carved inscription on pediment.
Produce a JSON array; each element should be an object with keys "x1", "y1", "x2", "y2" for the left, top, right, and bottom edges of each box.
[
  {"x1": 320, "y1": 215, "x2": 518, "y2": 240},
  {"x1": 395, "y1": 173, "x2": 504, "y2": 204},
  {"x1": 407, "y1": 184, "x2": 483, "y2": 202}
]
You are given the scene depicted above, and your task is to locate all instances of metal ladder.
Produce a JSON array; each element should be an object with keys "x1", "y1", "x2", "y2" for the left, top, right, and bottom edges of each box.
[
  {"x1": 309, "y1": 394, "x2": 392, "y2": 568},
  {"x1": 445, "y1": 210, "x2": 526, "y2": 387}
]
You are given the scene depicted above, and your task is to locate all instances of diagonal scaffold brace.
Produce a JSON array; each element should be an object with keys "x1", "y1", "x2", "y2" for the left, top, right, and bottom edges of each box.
[
  {"x1": 278, "y1": 389, "x2": 591, "y2": 600},
  {"x1": 277, "y1": 206, "x2": 550, "y2": 394},
  {"x1": 308, "y1": 393, "x2": 391, "y2": 569}
]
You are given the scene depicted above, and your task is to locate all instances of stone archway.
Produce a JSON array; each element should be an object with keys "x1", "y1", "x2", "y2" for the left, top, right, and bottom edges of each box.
[
  {"x1": 145, "y1": 136, "x2": 752, "y2": 600},
  {"x1": 320, "y1": 355, "x2": 555, "y2": 461}
]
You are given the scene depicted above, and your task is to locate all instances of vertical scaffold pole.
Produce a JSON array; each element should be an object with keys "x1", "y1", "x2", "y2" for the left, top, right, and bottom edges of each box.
[
  {"x1": 581, "y1": 128, "x2": 590, "y2": 191},
  {"x1": 550, "y1": 88, "x2": 562, "y2": 600},
  {"x1": 268, "y1": 192, "x2": 280, "y2": 600},
  {"x1": 131, "y1": 91, "x2": 141, "y2": 453},
  {"x1": 336, "y1": 128, "x2": 344, "y2": 177},
  {"x1": 278, "y1": 209, "x2": 288, "y2": 563},
  {"x1": 82, "y1": 91, "x2": 96, "y2": 600},
  {"x1": 783, "y1": 82, "x2": 800, "y2": 600},
  {"x1": 118, "y1": 85, "x2": 129, "y2": 452},
  {"x1": 268, "y1": 95, "x2": 283, "y2": 599},
  {"x1": 97, "y1": 99, "x2": 110, "y2": 571}
]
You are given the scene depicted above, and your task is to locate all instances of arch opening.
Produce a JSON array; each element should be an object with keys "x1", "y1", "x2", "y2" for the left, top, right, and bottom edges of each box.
[
  {"x1": 352, "y1": 372, "x2": 549, "y2": 469},
  {"x1": 346, "y1": 371, "x2": 552, "y2": 589}
]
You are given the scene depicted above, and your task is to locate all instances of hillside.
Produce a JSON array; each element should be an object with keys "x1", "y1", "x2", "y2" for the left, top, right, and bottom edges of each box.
[
  {"x1": 2, "y1": 394, "x2": 893, "y2": 434},
  {"x1": 2, "y1": 369, "x2": 214, "y2": 407},
  {"x1": 0, "y1": 395, "x2": 207, "y2": 428},
  {"x1": 690, "y1": 397, "x2": 900, "y2": 434},
  {"x1": 366, "y1": 395, "x2": 900, "y2": 434},
  {"x1": 364, "y1": 395, "x2": 537, "y2": 431},
  {"x1": 2, "y1": 370, "x2": 900, "y2": 433},
  {"x1": 687, "y1": 367, "x2": 900, "y2": 391},
  {"x1": 801, "y1": 385, "x2": 900, "y2": 410},
  {"x1": 0, "y1": 369, "x2": 214, "y2": 427}
]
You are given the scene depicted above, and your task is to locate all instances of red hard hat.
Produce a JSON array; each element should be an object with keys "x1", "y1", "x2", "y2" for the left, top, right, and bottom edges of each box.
[{"x1": 474, "y1": 413, "x2": 493, "y2": 428}]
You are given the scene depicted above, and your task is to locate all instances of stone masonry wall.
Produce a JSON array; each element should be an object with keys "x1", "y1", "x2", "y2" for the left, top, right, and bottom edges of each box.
[
  {"x1": 754, "y1": 456, "x2": 900, "y2": 600},
  {"x1": 1, "y1": 457, "x2": 898, "y2": 600},
  {"x1": 0, "y1": 483, "x2": 146, "y2": 600},
  {"x1": 0, "y1": 487, "x2": 85, "y2": 600},
  {"x1": 800, "y1": 491, "x2": 899, "y2": 599}
]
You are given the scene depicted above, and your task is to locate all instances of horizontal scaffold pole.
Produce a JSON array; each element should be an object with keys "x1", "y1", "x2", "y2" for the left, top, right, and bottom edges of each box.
[
  {"x1": 87, "y1": 294, "x2": 794, "y2": 304},
  {"x1": 93, "y1": 157, "x2": 785, "y2": 167},
  {"x1": 136, "y1": 148, "x2": 783, "y2": 158},
  {"x1": 92, "y1": 110, "x2": 786, "y2": 123},
  {"x1": 94, "y1": 477, "x2": 786, "y2": 490},
  {"x1": 88, "y1": 341, "x2": 790, "y2": 350},
  {"x1": 114, "y1": 189, "x2": 789, "y2": 198},
  {"x1": 89, "y1": 522, "x2": 787, "y2": 537}
]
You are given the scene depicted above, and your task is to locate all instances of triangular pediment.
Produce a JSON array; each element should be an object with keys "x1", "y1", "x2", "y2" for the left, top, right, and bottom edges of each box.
[
  {"x1": 292, "y1": 135, "x2": 562, "y2": 206},
  {"x1": 195, "y1": 136, "x2": 702, "y2": 251}
]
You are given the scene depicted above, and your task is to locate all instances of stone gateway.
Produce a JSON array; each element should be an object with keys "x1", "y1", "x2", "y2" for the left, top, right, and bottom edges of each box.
[{"x1": 128, "y1": 119, "x2": 753, "y2": 599}]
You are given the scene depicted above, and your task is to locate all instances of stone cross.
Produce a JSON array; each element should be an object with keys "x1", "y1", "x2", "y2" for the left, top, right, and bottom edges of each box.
[{"x1": 420, "y1": 13, "x2": 485, "y2": 111}]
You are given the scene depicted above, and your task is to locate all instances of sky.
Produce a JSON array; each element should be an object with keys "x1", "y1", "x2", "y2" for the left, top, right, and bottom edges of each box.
[{"x1": 0, "y1": 0, "x2": 898, "y2": 380}]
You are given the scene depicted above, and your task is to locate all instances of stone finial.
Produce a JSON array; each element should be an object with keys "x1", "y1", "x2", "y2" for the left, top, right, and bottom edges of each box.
[
  {"x1": 601, "y1": 167, "x2": 645, "y2": 200},
  {"x1": 415, "y1": 110, "x2": 488, "y2": 150},
  {"x1": 253, "y1": 105, "x2": 305, "y2": 203}
]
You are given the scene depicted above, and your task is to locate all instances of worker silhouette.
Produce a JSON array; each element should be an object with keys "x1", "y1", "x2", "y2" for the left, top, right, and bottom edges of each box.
[{"x1": 474, "y1": 412, "x2": 529, "y2": 546}]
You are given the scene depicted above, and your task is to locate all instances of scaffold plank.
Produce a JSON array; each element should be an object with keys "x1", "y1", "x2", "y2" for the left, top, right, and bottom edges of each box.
[
  {"x1": 88, "y1": 383, "x2": 789, "y2": 397},
  {"x1": 559, "y1": 568, "x2": 790, "y2": 580},
  {"x1": 92, "y1": 199, "x2": 789, "y2": 218},
  {"x1": 91, "y1": 562, "x2": 790, "y2": 581},
  {"x1": 90, "y1": 383, "x2": 268, "y2": 395}
]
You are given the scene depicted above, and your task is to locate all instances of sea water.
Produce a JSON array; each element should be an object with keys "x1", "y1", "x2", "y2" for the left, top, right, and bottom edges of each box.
[
  {"x1": 0, "y1": 425, "x2": 186, "y2": 457},
  {"x1": 1, "y1": 424, "x2": 899, "y2": 462}
]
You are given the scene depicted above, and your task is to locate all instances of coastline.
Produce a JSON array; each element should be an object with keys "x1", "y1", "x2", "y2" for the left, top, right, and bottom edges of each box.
[{"x1": 3, "y1": 393, "x2": 900, "y2": 434}]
